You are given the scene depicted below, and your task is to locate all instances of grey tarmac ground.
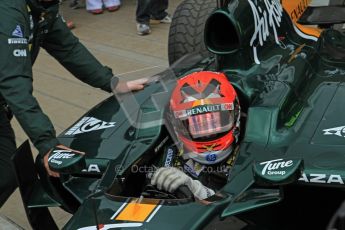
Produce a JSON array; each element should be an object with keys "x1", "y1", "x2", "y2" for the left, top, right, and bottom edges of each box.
[{"x1": 0, "y1": 0, "x2": 342, "y2": 229}]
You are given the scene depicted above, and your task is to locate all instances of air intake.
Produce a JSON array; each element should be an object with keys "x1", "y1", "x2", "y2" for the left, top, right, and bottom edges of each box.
[{"x1": 205, "y1": 10, "x2": 241, "y2": 54}]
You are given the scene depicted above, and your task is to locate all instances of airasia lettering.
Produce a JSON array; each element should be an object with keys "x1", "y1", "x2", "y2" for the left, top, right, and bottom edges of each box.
[
  {"x1": 82, "y1": 164, "x2": 101, "y2": 173},
  {"x1": 248, "y1": 0, "x2": 283, "y2": 64},
  {"x1": 260, "y1": 159, "x2": 293, "y2": 175},
  {"x1": 299, "y1": 173, "x2": 344, "y2": 184}
]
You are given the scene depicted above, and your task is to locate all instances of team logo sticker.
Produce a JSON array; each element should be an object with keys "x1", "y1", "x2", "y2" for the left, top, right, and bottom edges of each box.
[
  {"x1": 13, "y1": 49, "x2": 27, "y2": 57},
  {"x1": 48, "y1": 147, "x2": 86, "y2": 173},
  {"x1": 8, "y1": 38, "x2": 27, "y2": 44},
  {"x1": 323, "y1": 126, "x2": 345, "y2": 138},
  {"x1": 48, "y1": 150, "x2": 76, "y2": 166},
  {"x1": 65, "y1": 116, "x2": 116, "y2": 135},
  {"x1": 12, "y1": 25, "x2": 23, "y2": 38},
  {"x1": 206, "y1": 153, "x2": 217, "y2": 162},
  {"x1": 253, "y1": 158, "x2": 303, "y2": 185}
]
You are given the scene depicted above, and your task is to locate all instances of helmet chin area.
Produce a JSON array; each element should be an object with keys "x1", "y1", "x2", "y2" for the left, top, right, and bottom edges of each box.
[
  {"x1": 179, "y1": 129, "x2": 237, "y2": 165},
  {"x1": 185, "y1": 145, "x2": 234, "y2": 165}
]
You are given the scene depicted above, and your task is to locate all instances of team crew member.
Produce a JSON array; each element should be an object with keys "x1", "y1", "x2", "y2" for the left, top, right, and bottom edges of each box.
[
  {"x1": 0, "y1": 0, "x2": 146, "y2": 207},
  {"x1": 151, "y1": 71, "x2": 241, "y2": 200}
]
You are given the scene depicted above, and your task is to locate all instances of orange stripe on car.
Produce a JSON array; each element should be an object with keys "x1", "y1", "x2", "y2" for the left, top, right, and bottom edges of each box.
[{"x1": 115, "y1": 199, "x2": 160, "y2": 222}]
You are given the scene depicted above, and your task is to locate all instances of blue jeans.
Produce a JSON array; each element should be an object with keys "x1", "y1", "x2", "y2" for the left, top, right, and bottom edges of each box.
[{"x1": 136, "y1": 0, "x2": 168, "y2": 24}]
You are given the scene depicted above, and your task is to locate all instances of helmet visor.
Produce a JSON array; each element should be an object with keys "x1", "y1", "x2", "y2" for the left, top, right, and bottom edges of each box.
[{"x1": 186, "y1": 110, "x2": 234, "y2": 140}]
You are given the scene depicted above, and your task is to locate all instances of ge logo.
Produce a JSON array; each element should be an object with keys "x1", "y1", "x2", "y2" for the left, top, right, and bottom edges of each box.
[{"x1": 206, "y1": 154, "x2": 217, "y2": 162}]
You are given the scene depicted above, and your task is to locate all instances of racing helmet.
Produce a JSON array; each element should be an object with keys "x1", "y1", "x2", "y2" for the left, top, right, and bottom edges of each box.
[{"x1": 170, "y1": 71, "x2": 240, "y2": 165}]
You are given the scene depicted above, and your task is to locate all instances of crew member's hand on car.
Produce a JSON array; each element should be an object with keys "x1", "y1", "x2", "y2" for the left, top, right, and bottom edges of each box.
[
  {"x1": 151, "y1": 167, "x2": 215, "y2": 200},
  {"x1": 114, "y1": 78, "x2": 149, "y2": 93},
  {"x1": 43, "y1": 145, "x2": 85, "y2": 178}
]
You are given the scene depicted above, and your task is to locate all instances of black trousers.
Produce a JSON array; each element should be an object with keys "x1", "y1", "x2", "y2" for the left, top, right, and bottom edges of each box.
[
  {"x1": 136, "y1": 0, "x2": 168, "y2": 24},
  {"x1": 0, "y1": 106, "x2": 17, "y2": 207}
]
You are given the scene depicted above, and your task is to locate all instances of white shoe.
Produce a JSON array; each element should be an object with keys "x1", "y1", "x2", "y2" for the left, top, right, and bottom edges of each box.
[
  {"x1": 137, "y1": 23, "x2": 151, "y2": 35},
  {"x1": 160, "y1": 15, "x2": 172, "y2": 23},
  {"x1": 150, "y1": 14, "x2": 172, "y2": 24}
]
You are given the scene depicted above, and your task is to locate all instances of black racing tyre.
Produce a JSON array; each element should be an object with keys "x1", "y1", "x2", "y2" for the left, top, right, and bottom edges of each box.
[{"x1": 168, "y1": 0, "x2": 217, "y2": 65}]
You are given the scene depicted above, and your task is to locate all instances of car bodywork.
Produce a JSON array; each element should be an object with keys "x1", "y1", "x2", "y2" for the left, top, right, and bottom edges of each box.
[{"x1": 13, "y1": 0, "x2": 345, "y2": 229}]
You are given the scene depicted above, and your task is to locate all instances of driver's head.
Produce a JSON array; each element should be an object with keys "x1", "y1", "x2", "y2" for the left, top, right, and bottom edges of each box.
[{"x1": 170, "y1": 71, "x2": 240, "y2": 165}]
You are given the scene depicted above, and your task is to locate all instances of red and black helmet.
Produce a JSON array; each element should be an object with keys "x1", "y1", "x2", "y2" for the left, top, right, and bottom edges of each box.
[{"x1": 170, "y1": 71, "x2": 240, "y2": 165}]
